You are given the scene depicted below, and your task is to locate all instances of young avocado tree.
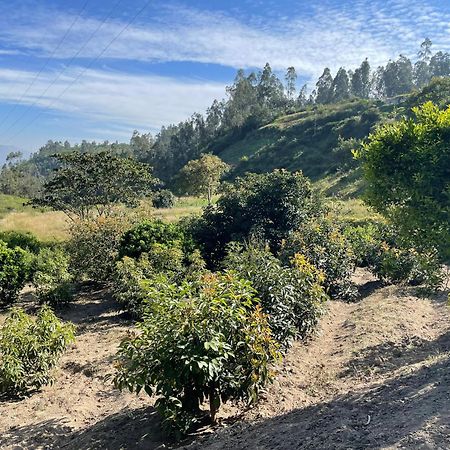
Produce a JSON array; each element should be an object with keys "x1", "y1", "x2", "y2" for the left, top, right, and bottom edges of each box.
[
  {"x1": 31, "y1": 151, "x2": 158, "y2": 220},
  {"x1": 176, "y1": 154, "x2": 229, "y2": 204},
  {"x1": 356, "y1": 102, "x2": 450, "y2": 261}
]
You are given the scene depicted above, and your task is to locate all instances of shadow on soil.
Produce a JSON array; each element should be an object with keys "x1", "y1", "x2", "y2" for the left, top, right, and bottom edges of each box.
[
  {"x1": 0, "y1": 406, "x2": 165, "y2": 450},
  {"x1": 185, "y1": 330, "x2": 450, "y2": 450}
]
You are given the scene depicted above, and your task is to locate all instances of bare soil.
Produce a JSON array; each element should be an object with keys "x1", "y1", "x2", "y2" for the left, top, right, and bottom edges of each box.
[{"x1": 1, "y1": 269, "x2": 449, "y2": 449}]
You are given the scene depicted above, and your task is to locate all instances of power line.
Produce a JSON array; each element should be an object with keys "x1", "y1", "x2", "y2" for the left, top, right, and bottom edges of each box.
[
  {"x1": 0, "y1": 0, "x2": 91, "y2": 129},
  {"x1": 1, "y1": 0, "x2": 124, "y2": 138},
  {"x1": 3, "y1": 0, "x2": 152, "y2": 146}
]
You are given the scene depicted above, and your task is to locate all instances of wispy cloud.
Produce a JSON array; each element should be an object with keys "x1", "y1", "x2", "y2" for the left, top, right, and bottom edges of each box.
[
  {"x1": 0, "y1": 67, "x2": 226, "y2": 136},
  {"x1": 0, "y1": 0, "x2": 449, "y2": 78}
]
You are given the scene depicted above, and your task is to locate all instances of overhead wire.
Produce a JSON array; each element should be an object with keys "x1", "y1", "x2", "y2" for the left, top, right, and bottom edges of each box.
[
  {"x1": 0, "y1": 0, "x2": 91, "y2": 129},
  {"x1": 1, "y1": 0, "x2": 127, "y2": 139},
  {"x1": 3, "y1": 0, "x2": 153, "y2": 146}
]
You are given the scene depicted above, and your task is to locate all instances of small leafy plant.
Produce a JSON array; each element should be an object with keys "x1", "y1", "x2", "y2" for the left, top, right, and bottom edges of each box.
[
  {"x1": 0, "y1": 306, "x2": 75, "y2": 396},
  {"x1": 32, "y1": 247, "x2": 74, "y2": 306},
  {"x1": 113, "y1": 272, "x2": 280, "y2": 438},
  {"x1": 0, "y1": 240, "x2": 30, "y2": 305},
  {"x1": 224, "y1": 243, "x2": 327, "y2": 347}
]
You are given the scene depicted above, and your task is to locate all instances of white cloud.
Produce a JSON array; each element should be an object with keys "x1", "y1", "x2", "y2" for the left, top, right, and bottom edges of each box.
[
  {"x1": 0, "y1": 0, "x2": 448, "y2": 79},
  {"x1": 0, "y1": 67, "x2": 226, "y2": 137}
]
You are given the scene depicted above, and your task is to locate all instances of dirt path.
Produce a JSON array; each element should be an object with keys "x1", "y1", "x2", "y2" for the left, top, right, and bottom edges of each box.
[
  {"x1": 1, "y1": 271, "x2": 449, "y2": 449},
  {"x1": 184, "y1": 270, "x2": 450, "y2": 449}
]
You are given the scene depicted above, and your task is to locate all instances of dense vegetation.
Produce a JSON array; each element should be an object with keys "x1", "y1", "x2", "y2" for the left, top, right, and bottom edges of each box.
[
  {"x1": 0, "y1": 39, "x2": 448, "y2": 443},
  {"x1": 2, "y1": 40, "x2": 450, "y2": 198}
]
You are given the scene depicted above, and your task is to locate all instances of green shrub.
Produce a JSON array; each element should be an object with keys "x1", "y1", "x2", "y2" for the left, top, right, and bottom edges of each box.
[
  {"x1": 224, "y1": 243, "x2": 327, "y2": 347},
  {"x1": 189, "y1": 169, "x2": 324, "y2": 267},
  {"x1": 32, "y1": 248, "x2": 74, "y2": 306},
  {"x1": 0, "y1": 241, "x2": 29, "y2": 305},
  {"x1": 112, "y1": 255, "x2": 154, "y2": 317},
  {"x1": 343, "y1": 220, "x2": 385, "y2": 268},
  {"x1": 281, "y1": 217, "x2": 357, "y2": 300},
  {"x1": 0, "y1": 306, "x2": 75, "y2": 396},
  {"x1": 344, "y1": 221, "x2": 443, "y2": 290},
  {"x1": 67, "y1": 216, "x2": 132, "y2": 282},
  {"x1": 119, "y1": 220, "x2": 185, "y2": 259},
  {"x1": 112, "y1": 246, "x2": 206, "y2": 317},
  {"x1": 114, "y1": 272, "x2": 280, "y2": 438},
  {"x1": 152, "y1": 189, "x2": 175, "y2": 209},
  {"x1": 0, "y1": 231, "x2": 41, "y2": 254}
]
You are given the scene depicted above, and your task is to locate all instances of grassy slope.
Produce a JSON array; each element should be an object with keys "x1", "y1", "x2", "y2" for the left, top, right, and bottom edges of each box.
[{"x1": 214, "y1": 100, "x2": 394, "y2": 197}]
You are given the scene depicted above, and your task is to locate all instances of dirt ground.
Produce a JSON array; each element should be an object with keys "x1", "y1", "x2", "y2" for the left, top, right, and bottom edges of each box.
[{"x1": 1, "y1": 269, "x2": 449, "y2": 449}]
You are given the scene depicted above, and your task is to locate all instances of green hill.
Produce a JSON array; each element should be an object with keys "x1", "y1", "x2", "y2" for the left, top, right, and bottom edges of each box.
[
  {"x1": 211, "y1": 78, "x2": 450, "y2": 197},
  {"x1": 213, "y1": 99, "x2": 393, "y2": 198}
]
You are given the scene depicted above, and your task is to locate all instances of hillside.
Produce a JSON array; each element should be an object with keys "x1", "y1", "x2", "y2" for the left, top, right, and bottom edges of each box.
[
  {"x1": 1, "y1": 270, "x2": 448, "y2": 449},
  {"x1": 215, "y1": 100, "x2": 390, "y2": 179},
  {"x1": 210, "y1": 79, "x2": 450, "y2": 197}
]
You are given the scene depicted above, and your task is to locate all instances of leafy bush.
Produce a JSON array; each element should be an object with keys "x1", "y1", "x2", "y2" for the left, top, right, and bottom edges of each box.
[
  {"x1": 152, "y1": 189, "x2": 175, "y2": 209},
  {"x1": 112, "y1": 246, "x2": 206, "y2": 317},
  {"x1": 0, "y1": 306, "x2": 75, "y2": 396},
  {"x1": 0, "y1": 240, "x2": 30, "y2": 305},
  {"x1": 119, "y1": 220, "x2": 185, "y2": 259},
  {"x1": 114, "y1": 272, "x2": 280, "y2": 438},
  {"x1": 356, "y1": 102, "x2": 450, "y2": 260},
  {"x1": 67, "y1": 215, "x2": 132, "y2": 282},
  {"x1": 189, "y1": 169, "x2": 323, "y2": 267},
  {"x1": 281, "y1": 217, "x2": 357, "y2": 299},
  {"x1": 112, "y1": 256, "x2": 152, "y2": 317},
  {"x1": 342, "y1": 220, "x2": 385, "y2": 268},
  {"x1": 224, "y1": 243, "x2": 327, "y2": 347},
  {"x1": 32, "y1": 248, "x2": 74, "y2": 306},
  {"x1": 344, "y1": 221, "x2": 443, "y2": 290},
  {"x1": 0, "y1": 231, "x2": 41, "y2": 254}
]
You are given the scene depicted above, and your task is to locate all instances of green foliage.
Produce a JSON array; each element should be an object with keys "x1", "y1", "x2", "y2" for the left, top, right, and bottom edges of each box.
[
  {"x1": 111, "y1": 255, "x2": 153, "y2": 317},
  {"x1": 113, "y1": 272, "x2": 280, "y2": 437},
  {"x1": 0, "y1": 230, "x2": 42, "y2": 254},
  {"x1": 344, "y1": 221, "x2": 444, "y2": 290},
  {"x1": 31, "y1": 151, "x2": 157, "y2": 220},
  {"x1": 67, "y1": 215, "x2": 132, "y2": 282},
  {"x1": 0, "y1": 306, "x2": 75, "y2": 396},
  {"x1": 32, "y1": 248, "x2": 74, "y2": 306},
  {"x1": 357, "y1": 102, "x2": 450, "y2": 260},
  {"x1": 176, "y1": 154, "x2": 230, "y2": 204},
  {"x1": 224, "y1": 243, "x2": 327, "y2": 347},
  {"x1": 112, "y1": 246, "x2": 206, "y2": 317},
  {"x1": 119, "y1": 220, "x2": 186, "y2": 259},
  {"x1": 152, "y1": 189, "x2": 175, "y2": 209},
  {"x1": 0, "y1": 241, "x2": 29, "y2": 305},
  {"x1": 190, "y1": 169, "x2": 322, "y2": 267},
  {"x1": 280, "y1": 217, "x2": 358, "y2": 300}
]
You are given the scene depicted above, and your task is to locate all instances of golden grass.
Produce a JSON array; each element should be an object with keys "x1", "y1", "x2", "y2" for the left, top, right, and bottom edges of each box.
[
  {"x1": 0, "y1": 210, "x2": 69, "y2": 241},
  {"x1": 330, "y1": 198, "x2": 382, "y2": 222}
]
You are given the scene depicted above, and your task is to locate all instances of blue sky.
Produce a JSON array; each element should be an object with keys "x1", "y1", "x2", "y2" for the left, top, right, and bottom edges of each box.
[{"x1": 0, "y1": 0, "x2": 449, "y2": 158}]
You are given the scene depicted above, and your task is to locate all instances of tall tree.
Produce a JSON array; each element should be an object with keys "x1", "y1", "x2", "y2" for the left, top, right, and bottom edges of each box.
[
  {"x1": 285, "y1": 66, "x2": 297, "y2": 101},
  {"x1": 31, "y1": 152, "x2": 157, "y2": 220},
  {"x1": 130, "y1": 130, "x2": 153, "y2": 161},
  {"x1": 257, "y1": 63, "x2": 285, "y2": 109},
  {"x1": 350, "y1": 68, "x2": 364, "y2": 98},
  {"x1": 360, "y1": 59, "x2": 371, "y2": 98},
  {"x1": 176, "y1": 154, "x2": 229, "y2": 204},
  {"x1": 330, "y1": 67, "x2": 350, "y2": 102},
  {"x1": 297, "y1": 83, "x2": 308, "y2": 107},
  {"x1": 429, "y1": 51, "x2": 450, "y2": 78},
  {"x1": 414, "y1": 39, "x2": 433, "y2": 87},
  {"x1": 315, "y1": 68, "x2": 333, "y2": 104}
]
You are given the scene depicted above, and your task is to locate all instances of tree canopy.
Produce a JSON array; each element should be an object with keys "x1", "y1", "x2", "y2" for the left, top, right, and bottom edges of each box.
[
  {"x1": 357, "y1": 102, "x2": 450, "y2": 259},
  {"x1": 31, "y1": 152, "x2": 157, "y2": 219},
  {"x1": 176, "y1": 154, "x2": 229, "y2": 204}
]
